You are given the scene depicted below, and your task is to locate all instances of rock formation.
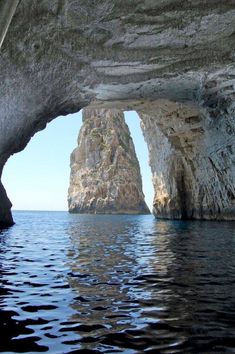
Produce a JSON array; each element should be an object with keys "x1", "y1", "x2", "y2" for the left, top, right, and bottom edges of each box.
[
  {"x1": 139, "y1": 98, "x2": 235, "y2": 220},
  {"x1": 0, "y1": 181, "x2": 14, "y2": 228},
  {"x1": 68, "y1": 109, "x2": 150, "y2": 214},
  {"x1": 0, "y1": 1, "x2": 235, "y2": 225}
]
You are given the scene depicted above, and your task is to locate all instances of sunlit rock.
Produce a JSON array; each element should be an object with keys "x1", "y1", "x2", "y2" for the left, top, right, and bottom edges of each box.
[
  {"x1": 68, "y1": 109, "x2": 150, "y2": 214},
  {"x1": 139, "y1": 98, "x2": 235, "y2": 220},
  {"x1": 0, "y1": 1, "x2": 235, "y2": 224}
]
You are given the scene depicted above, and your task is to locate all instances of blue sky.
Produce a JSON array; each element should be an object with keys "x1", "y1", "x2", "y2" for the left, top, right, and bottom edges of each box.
[{"x1": 2, "y1": 111, "x2": 154, "y2": 211}]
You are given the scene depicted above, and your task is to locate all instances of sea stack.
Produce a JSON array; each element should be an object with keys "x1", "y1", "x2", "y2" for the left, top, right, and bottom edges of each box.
[{"x1": 68, "y1": 109, "x2": 150, "y2": 214}]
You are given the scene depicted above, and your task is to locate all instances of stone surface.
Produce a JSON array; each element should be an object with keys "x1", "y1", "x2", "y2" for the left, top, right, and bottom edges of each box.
[
  {"x1": 0, "y1": 181, "x2": 14, "y2": 228},
  {"x1": 68, "y1": 109, "x2": 150, "y2": 214},
  {"x1": 0, "y1": 0, "x2": 20, "y2": 49},
  {"x1": 139, "y1": 98, "x2": 235, "y2": 220},
  {"x1": 0, "y1": 0, "x2": 235, "y2": 224}
]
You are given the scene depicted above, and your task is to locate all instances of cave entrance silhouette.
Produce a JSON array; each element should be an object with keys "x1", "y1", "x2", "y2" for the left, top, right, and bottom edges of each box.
[{"x1": 2, "y1": 110, "x2": 153, "y2": 214}]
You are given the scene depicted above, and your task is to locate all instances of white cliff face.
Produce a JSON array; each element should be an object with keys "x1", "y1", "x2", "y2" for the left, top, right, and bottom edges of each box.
[
  {"x1": 68, "y1": 109, "x2": 150, "y2": 214},
  {"x1": 0, "y1": 0, "x2": 235, "y2": 225},
  {"x1": 139, "y1": 97, "x2": 235, "y2": 220}
]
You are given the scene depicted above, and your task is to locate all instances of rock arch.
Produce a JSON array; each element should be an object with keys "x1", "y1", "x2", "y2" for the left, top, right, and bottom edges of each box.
[
  {"x1": 0, "y1": 1, "x2": 235, "y2": 226},
  {"x1": 138, "y1": 98, "x2": 235, "y2": 220}
]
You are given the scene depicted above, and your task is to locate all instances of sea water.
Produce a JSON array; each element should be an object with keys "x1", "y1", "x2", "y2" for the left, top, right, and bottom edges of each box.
[{"x1": 0, "y1": 211, "x2": 234, "y2": 353}]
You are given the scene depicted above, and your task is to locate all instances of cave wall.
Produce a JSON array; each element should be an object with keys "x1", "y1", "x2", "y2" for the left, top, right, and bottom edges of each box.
[
  {"x1": 0, "y1": 0, "x2": 235, "y2": 225},
  {"x1": 139, "y1": 96, "x2": 235, "y2": 220},
  {"x1": 0, "y1": 181, "x2": 14, "y2": 228}
]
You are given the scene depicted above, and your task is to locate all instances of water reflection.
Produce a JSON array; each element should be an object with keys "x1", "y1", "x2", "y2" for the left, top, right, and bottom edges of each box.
[
  {"x1": 67, "y1": 216, "x2": 152, "y2": 328},
  {"x1": 66, "y1": 216, "x2": 235, "y2": 352},
  {"x1": 0, "y1": 212, "x2": 234, "y2": 353}
]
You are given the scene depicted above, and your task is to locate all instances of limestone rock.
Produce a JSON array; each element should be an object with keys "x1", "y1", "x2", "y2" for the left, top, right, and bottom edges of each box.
[
  {"x1": 0, "y1": 0, "x2": 235, "y2": 224},
  {"x1": 68, "y1": 109, "x2": 150, "y2": 214},
  {"x1": 139, "y1": 98, "x2": 235, "y2": 220}
]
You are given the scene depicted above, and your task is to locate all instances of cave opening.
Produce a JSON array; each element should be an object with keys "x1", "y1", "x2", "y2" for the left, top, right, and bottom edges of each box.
[
  {"x1": 2, "y1": 109, "x2": 153, "y2": 214},
  {"x1": 2, "y1": 112, "x2": 83, "y2": 211}
]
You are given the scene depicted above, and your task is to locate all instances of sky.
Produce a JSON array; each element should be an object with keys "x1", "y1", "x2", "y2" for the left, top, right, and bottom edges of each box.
[{"x1": 2, "y1": 111, "x2": 154, "y2": 211}]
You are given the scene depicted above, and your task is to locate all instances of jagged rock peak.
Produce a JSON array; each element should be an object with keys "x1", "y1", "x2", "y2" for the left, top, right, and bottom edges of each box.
[{"x1": 68, "y1": 108, "x2": 150, "y2": 215}]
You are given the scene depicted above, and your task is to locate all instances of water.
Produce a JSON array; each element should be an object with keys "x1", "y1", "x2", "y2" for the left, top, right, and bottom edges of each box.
[{"x1": 0, "y1": 211, "x2": 235, "y2": 353}]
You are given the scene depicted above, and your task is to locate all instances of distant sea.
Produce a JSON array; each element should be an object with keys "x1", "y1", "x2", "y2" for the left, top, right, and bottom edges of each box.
[{"x1": 0, "y1": 211, "x2": 234, "y2": 353}]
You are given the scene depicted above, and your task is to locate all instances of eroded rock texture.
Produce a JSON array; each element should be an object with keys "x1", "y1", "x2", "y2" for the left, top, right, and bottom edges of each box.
[
  {"x1": 139, "y1": 96, "x2": 235, "y2": 220},
  {"x1": 0, "y1": 0, "x2": 235, "y2": 224},
  {"x1": 68, "y1": 109, "x2": 149, "y2": 214}
]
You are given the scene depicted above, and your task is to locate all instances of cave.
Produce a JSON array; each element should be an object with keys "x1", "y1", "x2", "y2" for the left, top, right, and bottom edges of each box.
[
  {"x1": 2, "y1": 109, "x2": 153, "y2": 216},
  {"x1": 0, "y1": 0, "x2": 235, "y2": 227}
]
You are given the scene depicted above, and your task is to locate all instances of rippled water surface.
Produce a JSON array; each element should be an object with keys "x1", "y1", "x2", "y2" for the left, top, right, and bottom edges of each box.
[{"x1": 0, "y1": 211, "x2": 235, "y2": 353}]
